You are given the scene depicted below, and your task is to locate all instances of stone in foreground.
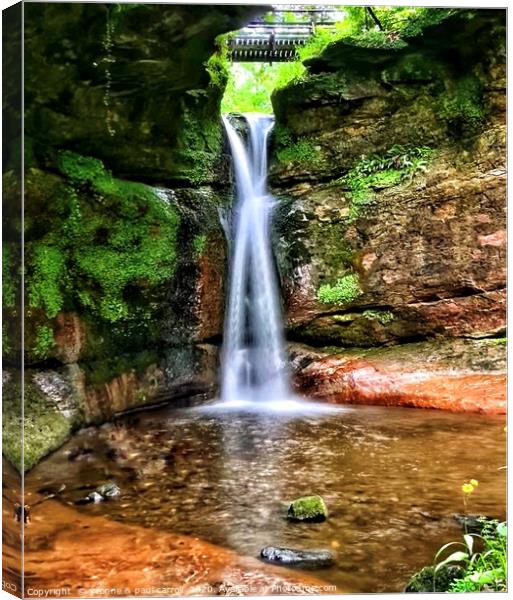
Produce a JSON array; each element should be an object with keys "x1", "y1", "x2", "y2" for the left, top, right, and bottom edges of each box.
[
  {"x1": 260, "y1": 546, "x2": 334, "y2": 568},
  {"x1": 287, "y1": 495, "x2": 328, "y2": 522},
  {"x1": 404, "y1": 565, "x2": 464, "y2": 592}
]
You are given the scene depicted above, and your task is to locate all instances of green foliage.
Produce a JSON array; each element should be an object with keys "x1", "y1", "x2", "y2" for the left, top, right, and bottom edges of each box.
[
  {"x1": 434, "y1": 519, "x2": 507, "y2": 592},
  {"x1": 405, "y1": 565, "x2": 464, "y2": 593},
  {"x1": 317, "y1": 273, "x2": 360, "y2": 305},
  {"x1": 398, "y1": 8, "x2": 458, "y2": 38},
  {"x1": 179, "y1": 105, "x2": 224, "y2": 185},
  {"x1": 27, "y1": 245, "x2": 65, "y2": 318},
  {"x1": 439, "y1": 75, "x2": 485, "y2": 131},
  {"x1": 362, "y1": 310, "x2": 395, "y2": 325},
  {"x1": 193, "y1": 234, "x2": 207, "y2": 257},
  {"x1": 277, "y1": 139, "x2": 321, "y2": 165},
  {"x1": 220, "y1": 7, "x2": 454, "y2": 114},
  {"x1": 2, "y1": 378, "x2": 71, "y2": 471},
  {"x1": 58, "y1": 152, "x2": 105, "y2": 184},
  {"x1": 33, "y1": 325, "x2": 54, "y2": 359},
  {"x1": 221, "y1": 62, "x2": 304, "y2": 114},
  {"x1": 205, "y1": 33, "x2": 232, "y2": 90},
  {"x1": 2, "y1": 245, "x2": 17, "y2": 308},
  {"x1": 274, "y1": 125, "x2": 322, "y2": 165},
  {"x1": 345, "y1": 30, "x2": 407, "y2": 50},
  {"x1": 342, "y1": 145, "x2": 433, "y2": 221},
  {"x1": 26, "y1": 152, "x2": 179, "y2": 326}
]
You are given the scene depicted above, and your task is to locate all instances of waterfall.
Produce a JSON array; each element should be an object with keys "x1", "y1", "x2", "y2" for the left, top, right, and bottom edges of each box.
[{"x1": 220, "y1": 114, "x2": 291, "y2": 404}]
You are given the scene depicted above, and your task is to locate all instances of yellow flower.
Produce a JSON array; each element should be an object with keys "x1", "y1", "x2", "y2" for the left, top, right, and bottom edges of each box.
[
  {"x1": 462, "y1": 483, "x2": 474, "y2": 495},
  {"x1": 470, "y1": 479, "x2": 479, "y2": 487}
]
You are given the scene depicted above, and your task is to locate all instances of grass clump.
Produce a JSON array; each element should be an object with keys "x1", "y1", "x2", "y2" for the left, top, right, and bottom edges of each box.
[
  {"x1": 317, "y1": 273, "x2": 360, "y2": 305},
  {"x1": 432, "y1": 518, "x2": 507, "y2": 592}
]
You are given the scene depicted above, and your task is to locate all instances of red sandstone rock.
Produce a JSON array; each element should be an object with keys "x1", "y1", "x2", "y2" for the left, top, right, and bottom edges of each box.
[{"x1": 292, "y1": 339, "x2": 506, "y2": 415}]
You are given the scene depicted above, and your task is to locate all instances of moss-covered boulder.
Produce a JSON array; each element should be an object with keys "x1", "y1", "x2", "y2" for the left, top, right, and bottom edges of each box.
[
  {"x1": 287, "y1": 495, "x2": 328, "y2": 522},
  {"x1": 404, "y1": 565, "x2": 464, "y2": 593}
]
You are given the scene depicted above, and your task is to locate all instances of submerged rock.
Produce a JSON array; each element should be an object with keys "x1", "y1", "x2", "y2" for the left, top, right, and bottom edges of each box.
[
  {"x1": 97, "y1": 483, "x2": 121, "y2": 499},
  {"x1": 452, "y1": 513, "x2": 496, "y2": 533},
  {"x1": 287, "y1": 495, "x2": 328, "y2": 522},
  {"x1": 76, "y1": 483, "x2": 121, "y2": 505},
  {"x1": 404, "y1": 565, "x2": 464, "y2": 593},
  {"x1": 260, "y1": 546, "x2": 334, "y2": 568}
]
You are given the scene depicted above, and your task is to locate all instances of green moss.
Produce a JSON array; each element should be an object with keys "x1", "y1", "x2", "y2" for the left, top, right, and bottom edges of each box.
[
  {"x1": 2, "y1": 244, "x2": 17, "y2": 308},
  {"x1": 362, "y1": 310, "x2": 395, "y2": 325},
  {"x1": 345, "y1": 30, "x2": 407, "y2": 50},
  {"x1": 26, "y1": 244, "x2": 65, "y2": 318},
  {"x1": 193, "y1": 234, "x2": 207, "y2": 257},
  {"x1": 2, "y1": 377, "x2": 71, "y2": 471},
  {"x1": 178, "y1": 105, "x2": 224, "y2": 186},
  {"x1": 405, "y1": 565, "x2": 465, "y2": 593},
  {"x1": 400, "y1": 8, "x2": 458, "y2": 38},
  {"x1": 33, "y1": 325, "x2": 54, "y2": 359},
  {"x1": 25, "y1": 152, "x2": 180, "y2": 330},
  {"x1": 340, "y1": 145, "x2": 433, "y2": 221},
  {"x1": 84, "y1": 349, "x2": 159, "y2": 386},
  {"x1": 287, "y1": 495, "x2": 328, "y2": 522},
  {"x1": 205, "y1": 33, "x2": 232, "y2": 90},
  {"x1": 275, "y1": 126, "x2": 322, "y2": 166},
  {"x1": 58, "y1": 151, "x2": 105, "y2": 184},
  {"x1": 317, "y1": 273, "x2": 361, "y2": 305},
  {"x1": 439, "y1": 75, "x2": 485, "y2": 132}
]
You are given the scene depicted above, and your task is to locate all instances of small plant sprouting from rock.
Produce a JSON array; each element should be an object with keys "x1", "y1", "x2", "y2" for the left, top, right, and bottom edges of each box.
[
  {"x1": 362, "y1": 309, "x2": 395, "y2": 325},
  {"x1": 342, "y1": 145, "x2": 433, "y2": 221},
  {"x1": 193, "y1": 234, "x2": 207, "y2": 258},
  {"x1": 317, "y1": 273, "x2": 360, "y2": 305}
]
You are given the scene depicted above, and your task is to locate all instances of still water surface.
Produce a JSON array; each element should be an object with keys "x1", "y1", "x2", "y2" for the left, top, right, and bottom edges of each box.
[{"x1": 27, "y1": 402, "x2": 506, "y2": 593}]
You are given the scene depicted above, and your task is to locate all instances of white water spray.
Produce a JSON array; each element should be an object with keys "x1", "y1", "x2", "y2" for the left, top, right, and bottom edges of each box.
[{"x1": 220, "y1": 114, "x2": 292, "y2": 405}]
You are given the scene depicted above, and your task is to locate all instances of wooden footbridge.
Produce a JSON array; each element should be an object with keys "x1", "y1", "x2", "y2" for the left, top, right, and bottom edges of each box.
[{"x1": 227, "y1": 7, "x2": 343, "y2": 63}]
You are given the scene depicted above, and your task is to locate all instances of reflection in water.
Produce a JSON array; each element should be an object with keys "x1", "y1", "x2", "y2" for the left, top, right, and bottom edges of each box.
[{"x1": 27, "y1": 403, "x2": 506, "y2": 593}]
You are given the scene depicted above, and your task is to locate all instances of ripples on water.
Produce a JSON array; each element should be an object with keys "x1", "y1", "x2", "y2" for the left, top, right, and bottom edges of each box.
[{"x1": 28, "y1": 401, "x2": 506, "y2": 593}]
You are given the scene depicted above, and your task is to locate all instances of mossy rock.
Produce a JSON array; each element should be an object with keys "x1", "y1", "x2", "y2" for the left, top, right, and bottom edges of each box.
[
  {"x1": 2, "y1": 370, "x2": 80, "y2": 471},
  {"x1": 404, "y1": 565, "x2": 465, "y2": 592},
  {"x1": 287, "y1": 495, "x2": 328, "y2": 522}
]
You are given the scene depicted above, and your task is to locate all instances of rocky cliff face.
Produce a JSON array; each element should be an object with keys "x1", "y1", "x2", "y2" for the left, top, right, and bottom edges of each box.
[
  {"x1": 3, "y1": 3, "x2": 260, "y2": 470},
  {"x1": 270, "y1": 10, "x2": 506, "y2": 413}
]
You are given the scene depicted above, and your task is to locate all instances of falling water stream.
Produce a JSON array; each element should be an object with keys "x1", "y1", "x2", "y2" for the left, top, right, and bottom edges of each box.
[{"x1": 220, "y1": 114, "x2": 291, "y2": 406}]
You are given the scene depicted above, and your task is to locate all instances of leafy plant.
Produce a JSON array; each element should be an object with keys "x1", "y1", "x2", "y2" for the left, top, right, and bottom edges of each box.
[
  {"x1": 433, "y1": 519, "x2": 507, "y2": 592},
  {"x1": 33, "y1": 325, "x2": 55, "y2": 359},
  {"x1": 342, "y1": 145, "x2": 433, "y2": 221},
  {"x1": 317, "y1": 273, "x2": 360, "y2": 305}
]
